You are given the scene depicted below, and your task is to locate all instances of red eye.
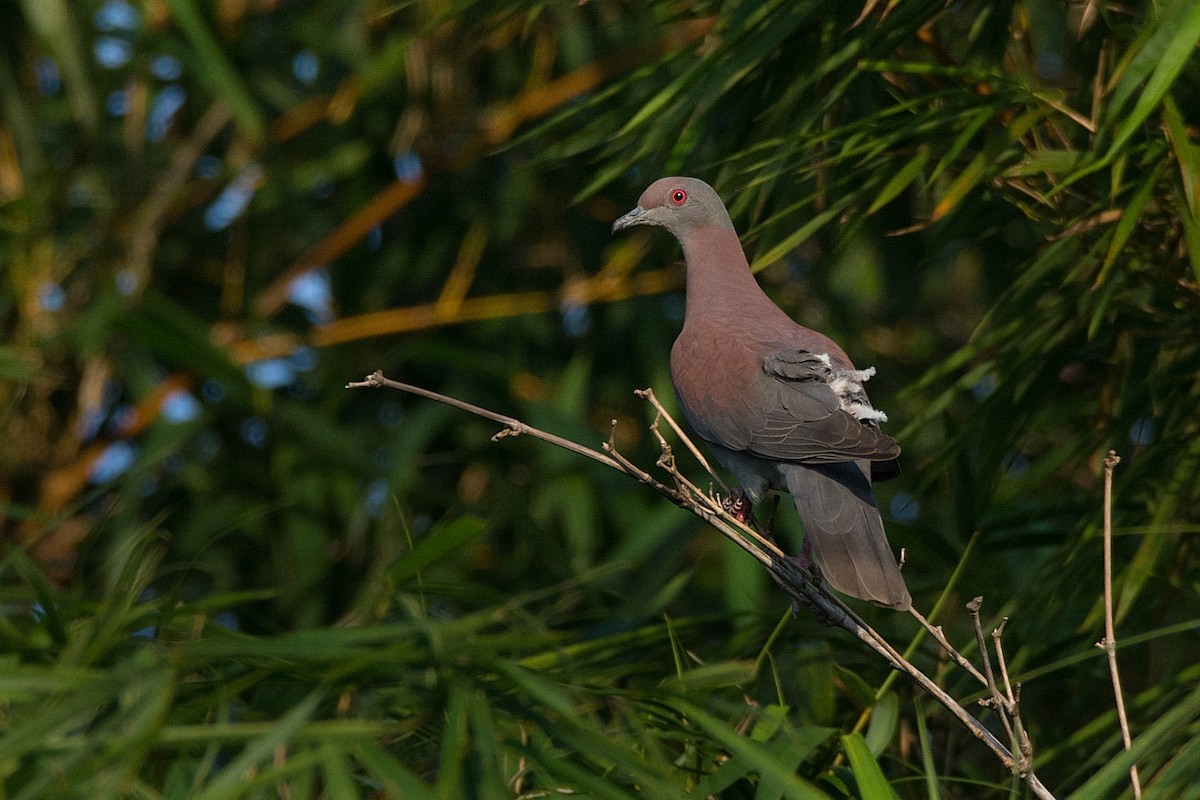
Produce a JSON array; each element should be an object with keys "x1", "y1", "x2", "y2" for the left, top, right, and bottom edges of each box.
[{"x1": 670, "y1": 189, "x2": 687, "y2": 205}]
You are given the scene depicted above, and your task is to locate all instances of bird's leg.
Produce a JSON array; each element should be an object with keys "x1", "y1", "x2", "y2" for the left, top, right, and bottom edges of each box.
[
  {"x1": 763, "y1": 495, "x2": 780, "y2": 538},
  {"x1": 722, "y1": 490, "x2": 832, "y2": 621},
  {"x1": 787, "y1": 536, "x2": 823, "y2": 619},
  {"x1": 791, "y1": 535, "x2": 816, "y2": 574}
]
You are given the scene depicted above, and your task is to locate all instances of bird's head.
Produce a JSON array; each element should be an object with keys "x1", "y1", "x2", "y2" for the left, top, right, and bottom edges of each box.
[{"x1": 611, "y1": 177, "x2": 735, "y2": 237}]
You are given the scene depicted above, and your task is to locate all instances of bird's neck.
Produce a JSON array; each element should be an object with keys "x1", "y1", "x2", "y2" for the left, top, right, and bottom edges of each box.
[{"x1": 679, "y1": 227, "x2": 782, "y2": 321}]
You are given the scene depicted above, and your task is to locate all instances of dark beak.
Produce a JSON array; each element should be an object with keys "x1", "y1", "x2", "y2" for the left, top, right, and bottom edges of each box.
[{"x1": 611, "y1": 205, "x2": 647, "y2": 233}]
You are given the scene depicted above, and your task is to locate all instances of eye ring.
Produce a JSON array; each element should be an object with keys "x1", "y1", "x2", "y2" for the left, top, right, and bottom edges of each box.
[{"x1": 670, "y1": 188, "x2": 687, "y2": 205}]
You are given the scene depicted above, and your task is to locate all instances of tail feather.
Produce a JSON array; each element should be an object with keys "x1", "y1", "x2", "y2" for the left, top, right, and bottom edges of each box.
[{"x1": 782, "y1": 462, "x2": 910, "y2": 610}]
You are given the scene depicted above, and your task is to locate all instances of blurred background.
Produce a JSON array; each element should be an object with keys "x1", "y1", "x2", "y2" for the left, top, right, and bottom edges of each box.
[{"x1": 3, "y1": 0, "x2": 1199, "y2": 797}]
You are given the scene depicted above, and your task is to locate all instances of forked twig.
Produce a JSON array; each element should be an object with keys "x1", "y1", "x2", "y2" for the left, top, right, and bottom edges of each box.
[
  {"x1": 908, "y1": 607, "x2": 988, "y2": 686},
  {"x1": 1098, "y1": 451, "x2": 1141, "y2": 798},
  {"x1": 993, "y1": 618, "x2": 1034, "y2": 772},
  {"x1": 347, "y1": 371, "x2": 1057, "y2": 800},
  {"x1": 635, "y1": 387, "x2": 729, "y2": 494},
  {"x1": 968, "y1": 597, "x2": 1017, "y2": 744}
]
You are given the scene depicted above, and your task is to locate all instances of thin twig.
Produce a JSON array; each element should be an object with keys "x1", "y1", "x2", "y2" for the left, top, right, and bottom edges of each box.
[
  {"x1": 967, "y1": 597, "x2": 1016, "y2": 744},
  {"x1": 1098, "y1": 450, "x2": 1141, "y2": 798},
  {"x1": 634, "y1": 399, "x2": 784, "y2": 558},
  {"x1": 993, "y1": 618, "x2": 1033, "y2": 775},
  {"x1": 635, "y1": 388, "x2": 729, "y2": 493},
  {"x1": 909, "y1": 607, "x2": 989, "y2": 686},
  {"x1": 993, "y1": 618, "x2": 1014, "y2": 706},
  {"x1": 347, "y1": 371, "x2": 1058, "y2": 800},
  {"x1": 349, "y1": 371, "x2": 619, "y2": 469}
]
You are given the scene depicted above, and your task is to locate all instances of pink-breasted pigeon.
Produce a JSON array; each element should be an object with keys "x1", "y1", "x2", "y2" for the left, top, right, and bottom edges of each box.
[{"x1": 613, "y1": 177, "x2": 910, "y2": 609}]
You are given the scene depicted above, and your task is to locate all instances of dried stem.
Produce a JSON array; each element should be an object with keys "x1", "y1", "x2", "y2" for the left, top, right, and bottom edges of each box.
[
  {"x1": 635, "y1": 388, "x2": 729, "y2": 493},
  {"x1": 1098, "y1": 450, "x2": 1141, "y2": 798},
  {"x1": 993, "y1": 618, "x2": 1034, "y2": 773},
  {"x1": 968, "y1": 597, "x2": 1017, "y2": 745},
  {"x1": 909, "y1": 607, "x2": 988, "y2": 686},
  {"x1": 348, "y1": 371, "x2": 1057, "y2": 800}
]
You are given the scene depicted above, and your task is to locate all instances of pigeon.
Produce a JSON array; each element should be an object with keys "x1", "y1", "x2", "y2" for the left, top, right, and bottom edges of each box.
[{"x1": 613, "y1": 176, "x2": 910, "y2": 609}]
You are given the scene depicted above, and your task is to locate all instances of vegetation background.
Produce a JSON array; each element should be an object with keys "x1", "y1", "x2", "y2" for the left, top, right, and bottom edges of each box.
[{"x1": 3, "y1": 0, "x2": 1199, "y2": 797}]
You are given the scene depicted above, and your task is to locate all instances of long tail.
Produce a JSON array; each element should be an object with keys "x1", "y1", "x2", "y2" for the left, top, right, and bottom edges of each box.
[{"x1": 781, "y1": 462, "x2": 911, "y2": 610}]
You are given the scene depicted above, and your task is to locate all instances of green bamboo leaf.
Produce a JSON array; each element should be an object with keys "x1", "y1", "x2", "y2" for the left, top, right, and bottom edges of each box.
[
  {"x1": 319, "y1": 746, "x2": 358, "y2": 800},
  {"x1": 750, "y1": 197, "x2": 853, "y2": 270},
  {"x1": 517, "y1": 732, "x2": 645, "y2": 800},
  {"x1": 3, "y1": 548, "x2": 67, "y2": 646},
  {"x1": 389, "y1": 516, "x2": 488, "y2": 586},
  {"x1": 1002, "y1": 149, "x2": 1082, "y2": 179},
  {"x1": 840, "y1": 733, "x2": 897, "y2": 800},
  {"x1": 436, "y1": 681, "x2": 469, "y2": 800},
  {"x1": 864, "y1": 692, "x2": 899, "y2": 757},
  {"x1": 1142, "y1": 727, "x2": 1200, "y2": 798},
  {"x1": 617, "y1": 63, "x2": 702, "y2": 138},
  {"x1": 1162, "y1": 97, "x2": 1200, "y2": 215},
  {"x1": 1103, "y1": 0, "x2": 1200, "y2": 160},
  {"x1": 1173, "y1": 182, "x2": 1200, "y2": 289},
  {"x1": 1095, "y1": 155, "x2": 1167, "y2": 291},
  {"x1": 664, "y1": 659, "x2": 757, "y2": 691},
  {"x1": 156, "y1": 719, "x2": 393, "y2": 745},
  {"x1": 0, "y1": 666, "x2": 102, "y2": 696},
  {"x1": 866, "y1": 148, "x2": 929, "y2": 216},
  {"x1": 18, "y1": 0, "x2": 98, "y2": 133},
  {"x1": 355, "y1": 742, "x2": 437, "y2": 800},
  {"x1": 914, "y1": 702, "x2": 941, "y2": 799},
  {"x1": 165, "y1": 0, "x2": 265, "y2": 142},
  {"x1": 749, "y1": 703, "x2": 789, "y2": 743},
  {"x1": 1117, "y1": 434, "x2": 1200, "y2": 624},
  {"x1": 499, "y1": 663, "x2": 681, "y2": 795},
  {"x1": 671, "y1": 698, "x2": 831, "y2": 800},
  {"x1": 688, "y1": 725, "x2": 834, "y2": 800},
  {"x1": 834, "y1": 663, "x2": 878, "y2": 709},
  {"x1": 933, "y1": 108, "x2": 1043, "y2": 220},
  {"x1": 928, "y1": 106, "x2": 996, "y2": 185},
  {"x1": 1072, "y1": 683, "x2": 1200, "y2": 798},
  {"x1": 1162, "y1": 97, "x2": 1200, "y2": 285},
  {"x1": 466, "y1": 690, "x2": 510, "y2": 800},
  {"x1": 1061, "y1": 0, "x2": 1200, "y2": 189},
  {"x1": 193, "y1": 691, "x2": 323, "y2": 800}
]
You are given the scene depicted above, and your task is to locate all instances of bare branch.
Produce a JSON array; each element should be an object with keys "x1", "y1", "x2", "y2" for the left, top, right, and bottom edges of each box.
[
  {"x1": 993, "y1": 617, "x2": 1034, "y2": 776},
  {"x1": 635, "y1": 387, "x2": 729, "y2": 493},
  {"x1": 348, "y1": 371, "x2": 1058, "y2": 800},
  {"x1": 968, "y1": 597, "x2": 1016, "y2": 744},
  {"x1": 348, "y1": 370, "x2": 628, "y2": 474},
  {"x1": 1099, "y1": 450, "x2": 1141, "y2": 798},
  {"x1": 909, "y1": 607, "x2": 988, "y2": 686}
]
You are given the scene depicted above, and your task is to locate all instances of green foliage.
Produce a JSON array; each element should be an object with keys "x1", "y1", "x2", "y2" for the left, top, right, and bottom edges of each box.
[{"x1": 2, "y1": 0, "x2": 1200, "y2": 797}]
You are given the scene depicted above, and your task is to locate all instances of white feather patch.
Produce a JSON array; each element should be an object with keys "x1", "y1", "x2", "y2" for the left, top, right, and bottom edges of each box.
[{"x1": 816, "y1": 354, "x2": 889, "y2": 423}]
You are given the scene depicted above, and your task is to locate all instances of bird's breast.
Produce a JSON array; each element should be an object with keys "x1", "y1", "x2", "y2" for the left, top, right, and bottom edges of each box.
[{"x1": 669, "y1": 321, "x2": 765, "y2": 451}]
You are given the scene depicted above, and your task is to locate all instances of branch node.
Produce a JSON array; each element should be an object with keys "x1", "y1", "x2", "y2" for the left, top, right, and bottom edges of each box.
[
  {"x1": 492, "y1": 422, "x2": 523, "y2": 442},
  {"x1": 346, "y1": 369, "x2": 387, "y2": 389}
]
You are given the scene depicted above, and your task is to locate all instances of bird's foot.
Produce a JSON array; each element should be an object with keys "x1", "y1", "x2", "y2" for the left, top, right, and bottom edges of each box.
[{"x1": 722, "y1": 488, "x2": 753, "y2": 524}]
